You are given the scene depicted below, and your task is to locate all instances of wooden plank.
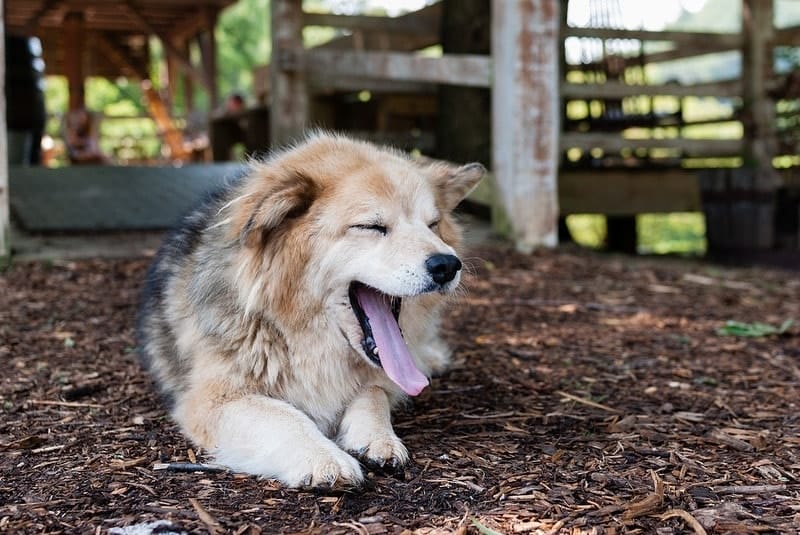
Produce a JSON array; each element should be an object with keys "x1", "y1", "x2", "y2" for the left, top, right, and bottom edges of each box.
[
  {"x1": 22, "y1": 0, "x2": 60, "y2": 33},
  {"x1": 306, "y1": 50, "x2": 491, "y2": 88},
  {"x1": 468, "y1": 169, "x2": 702, "y2": 216},
  {"x1": 491, "y1": 0, "x2": 560, "y2": 250},
  {"x1": 271, "y1": 0, "x2": 308, "y2": 146},
  {"x1": 302, "y1": 12, "x2": 438, "y2": 36},
  {"x1": 561, "y1": 133, "x2": 743, "y2": 157},
  {"x1": 774, "y1": 25, "x2": 800, "y2": 46},
  {"x1": 308, "y1": 75, "x2": 432, "y2": 94},
  {"x1": 93, "y1": 32, "x2": 148, "y2": 79},
  {"x1": 314, "y1": 3, "x2": 441, "y2": 51},
  {"x1": 562, "y1": 79, "x2": 742, "y2": 99},
  {"x1": 564, "y1": 27, "x2": 742, "y2": 48},
  {"x1": 0, "y1": 0, "x2": 8, "y2": 266},
  {"x1": 559, "y1": 169, "x2": 702, "y2": 215}
]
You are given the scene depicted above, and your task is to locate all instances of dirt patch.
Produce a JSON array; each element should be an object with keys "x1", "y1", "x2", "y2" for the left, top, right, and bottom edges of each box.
[{"x1": 1, "y1": 246, "x2": 798, "y2": 534}]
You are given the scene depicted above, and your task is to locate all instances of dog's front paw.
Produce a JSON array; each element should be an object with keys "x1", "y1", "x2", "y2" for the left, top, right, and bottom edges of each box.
[
  {"x1": 297, "y1": 444, "x2": 364, "y2": 489},
  {"x1": 343, "y1": 431, "x2": 409, "y2": 472}
]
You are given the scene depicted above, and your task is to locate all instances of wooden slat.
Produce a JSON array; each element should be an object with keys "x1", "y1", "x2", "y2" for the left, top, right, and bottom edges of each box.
[
  {"x1": 559, "y1": 169, "x2": 702, "y2": 215},
  {"x1": 562, "y1": 79, "x2": 742, "y2": 99},
  {"x1": 468, "y1": 169, "x2": 703, "y2": 216},
  {"x1": 306, "y1": 50, "x2": 491, "y2": 88},
  {"x1": 564, "y1": 26, "x2": 742, "y2": 48},
  {"x1": 313, "y1": 3, "x2": 441, "y2": 51},
  {"x1": 561, "y1": 133, "x2": 743, "y2": 157},
  {"x1": 302, "y1": 12, "x2": 438, "y2": 36}
]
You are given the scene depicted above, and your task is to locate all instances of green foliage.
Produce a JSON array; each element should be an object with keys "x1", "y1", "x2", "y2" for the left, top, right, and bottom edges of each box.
[
  {"x1": 471, "y1": 518, "x2": 505, "y2": 535},
  {"x1": 216, "y1": 0, "x2": 271, "y2": 101},
  {"x1": 637, "y1": 213, "x2": 706, "y2": 254},
  {"x1": 717, "y1": 320, "x2": 794, "y2": 338},
  {"x1": 567, "y1": 213, "x2": 706, "y2": 254}
]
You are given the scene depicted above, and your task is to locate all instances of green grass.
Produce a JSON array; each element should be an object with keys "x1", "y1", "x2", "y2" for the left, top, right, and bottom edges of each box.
[{"x1": 567, "y1": 212, "x2": 706, "y2": 255}]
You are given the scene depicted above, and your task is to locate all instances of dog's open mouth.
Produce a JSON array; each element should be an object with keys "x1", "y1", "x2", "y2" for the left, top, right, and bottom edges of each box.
[{"x1": 348, "y1": 282, "x2": 429, "y2": 396}]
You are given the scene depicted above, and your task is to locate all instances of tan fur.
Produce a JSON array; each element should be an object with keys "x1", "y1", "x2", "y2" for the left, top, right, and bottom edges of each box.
[{"x1": 137, "y1": 132, "x2": 484, "y2": 487}]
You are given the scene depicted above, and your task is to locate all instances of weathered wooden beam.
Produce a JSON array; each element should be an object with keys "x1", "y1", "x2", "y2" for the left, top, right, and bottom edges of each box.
[
  {"x1": 309, "y1": 75, "x2": 432, "y2": 94},
  {"x1": 63, "y1": 11, "x2": 85, "y2": 110},
  {"x1": 0, "y1": 0, "x2": 9, "y2": 267},
  {"x1": 314, "y1": 3, "x2": 441, "y2": 51},
  {"x1": 271, "y1": 0, "x2": 308, "y2": 146},
  {"x1": 120, "y1": 0, "x2": 208, "y2": 90},
  {"x1": 561, "y1": 133, "x2": 743, "y2": 157},
  {"x1": 306, "y1": 50, "x2": 491, "y2": 88},
  {"x1": 562, "y1": 79, "x2": 742, "y2": 99},
  {"x1": 22, "y1": 0, "x2": 61, "y2": 34},
  {"x1": 93, "y1": 32, "x2": 148, "y2": 79},
  {"x1": 564, "y1": 27, "x2": 742, "y2": 48},
  {"x1": 774, "y1": 25, "x2": 800, "y2": 46},
  {"x1": 302, "y1": 12, "x2": 438, "y2": 36},
  {"x1": 469, "y1": 168, "x2": 703, "y2": 216},
  {"x1": 559, "y1": 169, "x2": 702, "y2": 215},
  {"x1": 492, "y1": 0, "x2": 560, "y2": 251}
]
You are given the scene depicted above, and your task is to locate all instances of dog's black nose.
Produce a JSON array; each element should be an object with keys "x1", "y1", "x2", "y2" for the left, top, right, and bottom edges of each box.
[{"x1": 425, "y1": 254, "x2": 462, "y2": 285}]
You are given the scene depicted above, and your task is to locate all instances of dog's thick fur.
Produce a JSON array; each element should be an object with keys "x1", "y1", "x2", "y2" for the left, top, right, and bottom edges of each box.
[{"x1": 137, "y1": 133, "x2": 483, "y2": 487}]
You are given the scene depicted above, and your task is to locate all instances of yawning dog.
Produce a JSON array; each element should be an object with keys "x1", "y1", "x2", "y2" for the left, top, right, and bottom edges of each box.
[{"x1": 137, "y1": 132, "x2": 484, "y2": 487}]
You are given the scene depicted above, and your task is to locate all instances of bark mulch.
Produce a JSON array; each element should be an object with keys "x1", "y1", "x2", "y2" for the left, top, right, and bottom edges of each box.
[{"x1": 1, "y1": 245, "x2": 798, "y2": 534}]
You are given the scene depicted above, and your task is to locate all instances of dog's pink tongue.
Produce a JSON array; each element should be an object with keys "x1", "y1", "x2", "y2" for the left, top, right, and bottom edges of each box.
[{"x1": 355, "y1": 286, "x2": 429, "y2": 396}]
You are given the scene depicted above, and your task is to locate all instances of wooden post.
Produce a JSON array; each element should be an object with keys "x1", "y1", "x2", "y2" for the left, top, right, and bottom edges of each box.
[
  {"x1": 0, "y1": 0, "x2": 9, "y2": 267},
  {"x1": 740, "y1": 0, "x2": 778, "y2": 248},
  {"x1": 437, "y1": 0, "x2": 491, "y2": 167},
  {"x1": 182, "y1": 43, "x2": 194, "y2": 114},
  {"x1": 270, "y1": 0, "x2": 308, "y2": 147},
  {"x1": 198, "y1": 8, "x2": 219, "y2": 109},
  {"x1": 491, "y1": 0, "x2": 560, "y2": 251},
  {"x1": 63, "y1": 11, "x2": 85, "y2": 110}
]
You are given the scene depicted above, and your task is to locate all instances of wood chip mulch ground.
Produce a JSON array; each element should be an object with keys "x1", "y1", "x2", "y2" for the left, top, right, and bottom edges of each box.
[{"x1": 1, "y1": 244, "x2": 799, "y2": 534}]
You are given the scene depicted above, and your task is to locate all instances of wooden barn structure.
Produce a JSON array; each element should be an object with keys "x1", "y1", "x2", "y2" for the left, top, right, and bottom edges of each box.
[
  {"x1": 2, "y1": 0, "x2": 800, "y2": 263},
  {"x1": 264, "y1": 0, "x2": 800, "y2": 256}
]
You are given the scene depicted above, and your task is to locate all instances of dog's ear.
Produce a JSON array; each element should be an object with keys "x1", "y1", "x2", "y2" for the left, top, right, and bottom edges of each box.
[
  {"x1": 427, "y1": 162, "x2": 486, "y2": 210},
  {"x1": 239, "y1": 171, "x2": 318, "y2": 248}
]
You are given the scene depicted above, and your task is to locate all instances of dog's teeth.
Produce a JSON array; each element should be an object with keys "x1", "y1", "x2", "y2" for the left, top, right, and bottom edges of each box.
[{"x1": 372, "y1": 347, "x2": 379, "y2": 356}]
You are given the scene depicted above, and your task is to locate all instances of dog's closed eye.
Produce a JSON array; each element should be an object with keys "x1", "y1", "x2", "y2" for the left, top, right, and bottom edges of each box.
[{"x1": 350, "y1": 223, "x2": 388, "y2": 235}]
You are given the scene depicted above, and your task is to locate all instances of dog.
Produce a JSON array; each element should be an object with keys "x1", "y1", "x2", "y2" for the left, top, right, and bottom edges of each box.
[{"x1": 137, "y1": 132, "x2": 484, "y2": 487}]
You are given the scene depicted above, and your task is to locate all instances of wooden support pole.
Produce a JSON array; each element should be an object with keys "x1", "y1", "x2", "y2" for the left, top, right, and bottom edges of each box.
[
  {"x1": 270, "y1": 0, "x2": 308, "y2": 147},
  {"x1": 198, "y1": 8, "x2": 219, "y2": 109},
  {"x1": 742, "y1": 0, "x2": 778, "y2": 189},
  {"x1": 0, "y1": 0, "x2": 9, "y2": 267},
  {"x1": 491, "y1": 0, "x2": 560, "y2": 251},
  {"x1": 180, "y1": 43, "x2": 194, "y2": 114},
  {"x1": 63, "y1": 11, "x2": 85, "y2": 110}
]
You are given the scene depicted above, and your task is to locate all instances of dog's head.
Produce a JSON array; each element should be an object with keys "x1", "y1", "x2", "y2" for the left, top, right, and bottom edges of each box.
[{"x1": 229, "y1": 133, "x2": 484, "y2": 395}]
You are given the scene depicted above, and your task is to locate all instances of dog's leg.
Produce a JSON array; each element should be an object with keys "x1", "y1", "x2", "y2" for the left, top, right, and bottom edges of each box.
[
  {"x1": 176, "y1": 393, "x2": 363, "y2": 488},
  {"x1": 337, "y1": 386, "x2": 408, "y2": 470}
]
